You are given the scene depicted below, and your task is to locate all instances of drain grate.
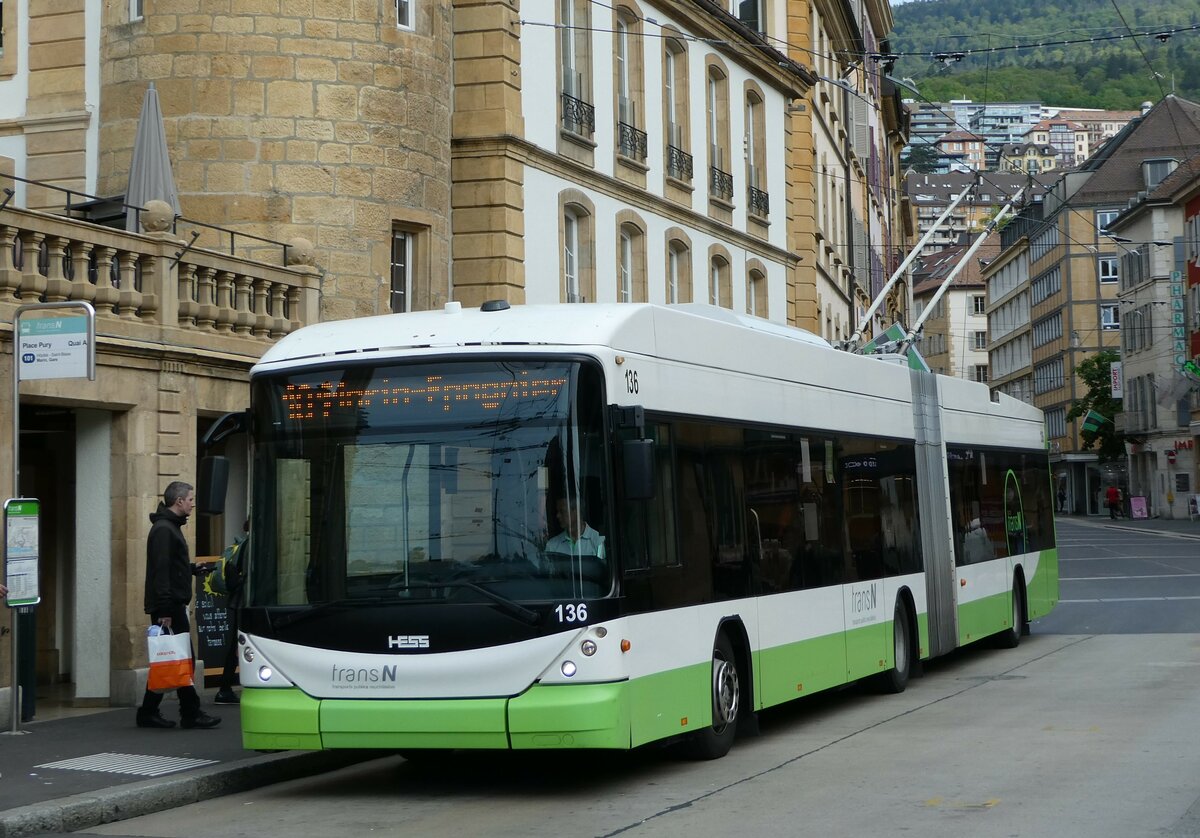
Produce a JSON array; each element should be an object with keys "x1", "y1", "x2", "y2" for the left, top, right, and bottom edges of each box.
[{"x1": 36, "y1": 752, "x2": 218, "y2": 777}]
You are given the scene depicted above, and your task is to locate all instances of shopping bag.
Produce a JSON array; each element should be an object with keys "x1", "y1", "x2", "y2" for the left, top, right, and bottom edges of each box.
[{"x1": 146, "y1": 626, "x2": 194, "y2": 693}]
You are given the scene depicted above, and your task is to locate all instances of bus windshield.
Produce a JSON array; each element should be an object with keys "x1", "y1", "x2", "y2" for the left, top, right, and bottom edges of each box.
[{"x1": 247, "y1": 358, "x2": 612, "y2": 608}]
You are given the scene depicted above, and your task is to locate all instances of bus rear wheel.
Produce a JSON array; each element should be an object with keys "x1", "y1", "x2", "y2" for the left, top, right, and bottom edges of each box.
[
  {"x1": 877, "y1": 600, "x2": 912, "y2": 694},
  {"x1": 996, "y1": 580, "x2": 1026, "y2": 649},
  {"x1": 685, "y1": 633, "x2": 740, "y2": 760}
]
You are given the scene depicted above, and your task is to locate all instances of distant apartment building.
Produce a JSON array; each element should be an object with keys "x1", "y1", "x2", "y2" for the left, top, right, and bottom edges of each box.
[
  {"x1": 905, "y1": 171, "x2": 1055, "y2": 255},
  {"x1": 1025, "y1": 118, "x2": 1090, "y2": 168},
  {"x1": 986, "y1": 95, "x2": 1200, "y2": 516},
  {"x1": 904, "y1": 99, "x2": 1043, "y2": 169},
  {"x1": 1050, "y1": 107, "x2": 1144, "y2": 157},
  {"x1": 935, "y1": 130, "x2": 987, "y2": 172},
  {"x1": 997, "y1": 143, "x2": 1058, "y2": 175}
]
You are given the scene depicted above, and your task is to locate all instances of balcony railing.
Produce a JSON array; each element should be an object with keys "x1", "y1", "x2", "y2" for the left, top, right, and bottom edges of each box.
[
  {"x1": 710, "y1": 166, "x2": 734, "y2": 201},
  {"x1": 748, "y1": 185, "x2": 770, "y2": 218},
  {"x1": 561, "y1": 93, "x2": 595, "y2": 138},
  {"x1": 0, "y1": 204, "x2": 319, "y2": 352},
  {"x1": 617, "y1": 122, "x2": 648, "y2": 162},
  {"x1": 666, "y1": 145, "x2": 693, "y2": 182}
]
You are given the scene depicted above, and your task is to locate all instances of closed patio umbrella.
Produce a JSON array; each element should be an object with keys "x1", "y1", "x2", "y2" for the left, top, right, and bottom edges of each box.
[{"x1": 125, "y1": 82, "x2": 180, "y2": 231}]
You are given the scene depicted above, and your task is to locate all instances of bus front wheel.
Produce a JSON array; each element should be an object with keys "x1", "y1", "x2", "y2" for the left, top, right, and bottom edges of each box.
[{"x1": 685, "y1": 633, "x2": 740, "y2": 760}]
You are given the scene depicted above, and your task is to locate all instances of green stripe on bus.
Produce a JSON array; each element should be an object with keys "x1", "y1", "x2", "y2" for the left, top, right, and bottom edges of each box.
[
  {"x1": 509, "y1": 682, "x2": 630, "y2": 749},
  {"x1": 321, "y1": 696, "x2": 509, "y2": 749},
  {"x1": 1028, "y1": 548, "x2": 1059, "y2": 620},
  {"x1": 241, "y1": 688, "x2": 323, "y2": 751},
  {"x1": 957, "y1": 590, "x2": 1012, "y2": 644}
]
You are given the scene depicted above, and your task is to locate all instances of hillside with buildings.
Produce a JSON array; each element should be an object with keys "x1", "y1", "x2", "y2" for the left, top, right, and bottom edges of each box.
[{"x1": 890, "y1": 0, "x2": 1200, "y2": 108}]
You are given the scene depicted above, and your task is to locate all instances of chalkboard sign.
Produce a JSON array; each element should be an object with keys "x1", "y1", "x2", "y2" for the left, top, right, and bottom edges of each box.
[{"x1": 194, "y1": 558, "x2": 233, "y2": 688}]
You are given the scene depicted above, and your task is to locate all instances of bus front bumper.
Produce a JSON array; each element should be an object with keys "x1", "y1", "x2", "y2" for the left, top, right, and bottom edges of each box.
[{"x1": 241, "y1": 682, "x2": 631, "y2": 751}]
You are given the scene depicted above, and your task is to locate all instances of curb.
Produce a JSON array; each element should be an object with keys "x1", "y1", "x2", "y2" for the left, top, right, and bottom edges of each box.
[{"x1": 0, "y1": 749, "x2": 379, "y2": 838}]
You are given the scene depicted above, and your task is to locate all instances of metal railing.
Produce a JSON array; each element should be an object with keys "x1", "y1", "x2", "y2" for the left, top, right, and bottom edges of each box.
[
  {"x1": 666, "y1": 145, "x2": 693, "y2": 181},
  {"x1": 617, "y1": 122, "x2": 648, "y2": 162},
  {"x1": 710, "y1": 166, "x2": 734, "y2": 201},
  {"x1": 748, "y1": 185, "x2": 770, "y2": 217},
  {"x1": 561, "y1": 93, "x2": 596, "y2": 138}
]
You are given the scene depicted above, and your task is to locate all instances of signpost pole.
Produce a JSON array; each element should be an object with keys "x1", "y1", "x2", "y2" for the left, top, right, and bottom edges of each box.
[{"x1": 6, "y1": 301, "x2": 95, "y2": 734}]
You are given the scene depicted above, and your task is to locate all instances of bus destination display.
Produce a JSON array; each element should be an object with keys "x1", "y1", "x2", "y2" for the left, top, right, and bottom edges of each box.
[{"x1": 280, "y1": 368, "x2": 570, "y2": 424}]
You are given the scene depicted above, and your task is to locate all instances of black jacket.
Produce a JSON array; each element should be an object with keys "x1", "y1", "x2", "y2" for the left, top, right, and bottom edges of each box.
[{"x1": 144, "y1": 504, "x2": 192, "y2": 614}]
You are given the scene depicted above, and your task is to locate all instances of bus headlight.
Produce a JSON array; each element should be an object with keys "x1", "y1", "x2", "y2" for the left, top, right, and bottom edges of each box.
[
  {"x1": 258, "y1": 665, "x2": 274, "y2": 682},
  {"x1": 561, "y1": 660, "x2": 577, "y2": 677},
  {"x1": 580, "y1": 639, "x2": 597, "y2": 656}
]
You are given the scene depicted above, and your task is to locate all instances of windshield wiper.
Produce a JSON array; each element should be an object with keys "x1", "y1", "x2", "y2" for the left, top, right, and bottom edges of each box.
[
  {"x1": 271, "y1": 596, "x2": 390, "y2": 629},
  {"x1": 400, "y1": 581, "x2": 539, "y2": 625}
]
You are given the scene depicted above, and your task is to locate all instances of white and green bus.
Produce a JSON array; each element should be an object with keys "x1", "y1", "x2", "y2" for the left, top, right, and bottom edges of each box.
[{"x1": 221, "y1": 302, "x2": 1057, "y2": 758}]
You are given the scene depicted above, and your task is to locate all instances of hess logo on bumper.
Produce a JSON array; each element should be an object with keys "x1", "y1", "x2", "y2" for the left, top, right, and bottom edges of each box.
[{"x1": 388, "y1": 635, "x2": 430, "y2": 649}]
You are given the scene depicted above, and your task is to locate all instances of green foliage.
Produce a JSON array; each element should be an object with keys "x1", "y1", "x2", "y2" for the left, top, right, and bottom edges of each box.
[
  {"x1": 1065, "y1": 350, "x2": 1125, "y2": 461},
  {"x1": 900, "y1": 143, "x2": 939, "y2": 172},
  {"x1": 891, "y1": 0, "x2": 1200, "y2": 108}
]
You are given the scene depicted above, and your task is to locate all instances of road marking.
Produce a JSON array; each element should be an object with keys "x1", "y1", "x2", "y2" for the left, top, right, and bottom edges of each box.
[
  {"x1": 35, "y1": 752, "x2": 217, "y2": 777},
  {"x1": 1061, "y1": 573, "x2": 1200, "y2": 581},
  {"x1": 1059, "y1": 595, "x2": 1200, "y2": 603}
]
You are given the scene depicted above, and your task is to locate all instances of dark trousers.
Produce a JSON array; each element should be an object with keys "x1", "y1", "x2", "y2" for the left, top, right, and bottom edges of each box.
[{"x1": 139, "y1": 605, "x2": 201, "y2": 720}]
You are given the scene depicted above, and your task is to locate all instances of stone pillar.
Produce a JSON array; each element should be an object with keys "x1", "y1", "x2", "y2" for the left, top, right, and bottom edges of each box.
[{"x1": 74, "y1": 409, "x2": 112, "y2": 703}]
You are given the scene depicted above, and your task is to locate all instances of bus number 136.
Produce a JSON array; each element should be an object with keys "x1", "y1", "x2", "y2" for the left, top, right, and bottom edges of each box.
[{"x1": 555, "y1": 603, "x2": 588, "y2": 623}]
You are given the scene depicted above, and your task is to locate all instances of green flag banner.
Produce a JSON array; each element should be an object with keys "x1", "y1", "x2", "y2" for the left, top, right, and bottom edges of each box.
[{"x1": 1081, "y1": 409, "x2": 1109, "y2": 433}]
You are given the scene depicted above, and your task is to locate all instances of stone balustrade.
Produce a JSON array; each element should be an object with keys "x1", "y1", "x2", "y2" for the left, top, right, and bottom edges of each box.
[{"x1": 0, "y1": 205, "x2": 320, "y2": 356}]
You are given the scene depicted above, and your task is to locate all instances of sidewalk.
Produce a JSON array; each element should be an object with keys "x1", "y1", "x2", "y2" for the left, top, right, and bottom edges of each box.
[
  {"x1": 1057, "y1": 510, "x2": 1200, "y2": 539},
  {"x1": 0, "y1": 689, "x2": 374, "y2": 838}
]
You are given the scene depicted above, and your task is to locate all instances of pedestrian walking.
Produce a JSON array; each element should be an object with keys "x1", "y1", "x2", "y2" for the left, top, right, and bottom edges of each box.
[
  {"x1": 1105, "y1": 484, "x2": 1120, "y2": 520},
  {"x1": 1057, "y1": 486, "x2": 1066, "y2": 514},
  {"x1": 136, "y1": 481, "x2": 221, "y2": 730}
]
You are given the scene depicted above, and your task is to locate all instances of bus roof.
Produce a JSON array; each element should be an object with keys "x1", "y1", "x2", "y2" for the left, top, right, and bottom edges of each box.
[{"x1": 254, "y1": 302, "x2": 832, "y2": 371}]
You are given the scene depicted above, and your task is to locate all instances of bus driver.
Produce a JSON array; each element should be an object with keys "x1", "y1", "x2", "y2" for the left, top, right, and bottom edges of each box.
[{"x1": 545, "y1": 497, "x2": 606, "y2": 559}]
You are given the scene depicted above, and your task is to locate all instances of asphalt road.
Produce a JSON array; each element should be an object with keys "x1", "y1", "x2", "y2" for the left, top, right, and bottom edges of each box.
[{"x1": 73, "y1": 519, "x2": 1200, "y2": 838}]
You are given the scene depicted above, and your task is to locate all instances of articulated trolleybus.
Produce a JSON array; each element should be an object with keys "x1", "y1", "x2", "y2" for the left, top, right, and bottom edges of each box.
[{"x1": 230, "y1": 302, "x2": 1057, "y2": 758}]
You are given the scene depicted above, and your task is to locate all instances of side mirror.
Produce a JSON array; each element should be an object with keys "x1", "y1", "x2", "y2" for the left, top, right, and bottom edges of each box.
[
  {"x1": 198, "y1": 456, "x2": 230, "y2": 515},
  {"x1": 622, "y1": 439, "x2": 656, "y2": 501}
]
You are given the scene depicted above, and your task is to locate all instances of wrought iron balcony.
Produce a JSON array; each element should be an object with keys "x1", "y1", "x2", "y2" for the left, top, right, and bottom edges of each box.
[
  {"x1": 710, "y1": 166, "x2": 734, "y2": 201},
  {"x1": 617, "y1": 122, "x2": 648, "y2": 162},
  {"x1": 748, "y1": 185, "x2": 770, "y2": 217},
  {"x1": 666, "y1": 145, "x2": 693, "y2": 181},
  {"x1": 561, "y1": 93, "x2": 595, "y2": 138}
]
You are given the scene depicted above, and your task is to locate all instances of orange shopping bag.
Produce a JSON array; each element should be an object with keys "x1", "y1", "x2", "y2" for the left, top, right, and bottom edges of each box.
[{"x1": 146, "y1": 626, "x2": 194, "y2": 692}]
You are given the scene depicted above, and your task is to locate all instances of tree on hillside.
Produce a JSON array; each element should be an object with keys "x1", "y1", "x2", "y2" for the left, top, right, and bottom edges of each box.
[{"x1": 1065, "y1": 350, "x2": 1125, "y2": 461}]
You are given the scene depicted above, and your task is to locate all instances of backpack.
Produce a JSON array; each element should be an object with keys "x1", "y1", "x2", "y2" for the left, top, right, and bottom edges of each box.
[{"x1": 204, "y1": 534, "x2": 246, "y2": 597}]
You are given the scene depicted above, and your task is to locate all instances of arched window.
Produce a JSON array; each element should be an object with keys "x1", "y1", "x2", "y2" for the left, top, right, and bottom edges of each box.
[
  {"x1": 709, "y1": 255, "x2": 731, "y2": 308},
  {"x1": 614, "y1": 7, "x2": 646, "y2": 162},
  {"x1": 706, "y1": 63, "x2": 732, "y2": 202},
  {"x1": 665, "y1": 231, "x2": 693, "y2": 304},
  {"x1": 663, "y1": 36, "x2": 691, "y2": 181},
  {"x1": 745, "y1": 86, "x2": 768, "y2": 218},
  {"x1": 747, "y1": 268, "x2": 767, "y2": 318},
  {"x1": 560, "y1": 194, "x2": 596, "y2": 303},
  {"x1": 616, "y1": 214, "x2": 647, "y2": 303},
  {"x1": 559, "y1": 0, "x2": 594, "y2": 136}
]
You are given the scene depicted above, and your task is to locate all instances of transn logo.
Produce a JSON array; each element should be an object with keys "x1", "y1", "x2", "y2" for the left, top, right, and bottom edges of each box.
[{"x1": 388, "y1": 635, "x2": 429, "y2": 649}]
